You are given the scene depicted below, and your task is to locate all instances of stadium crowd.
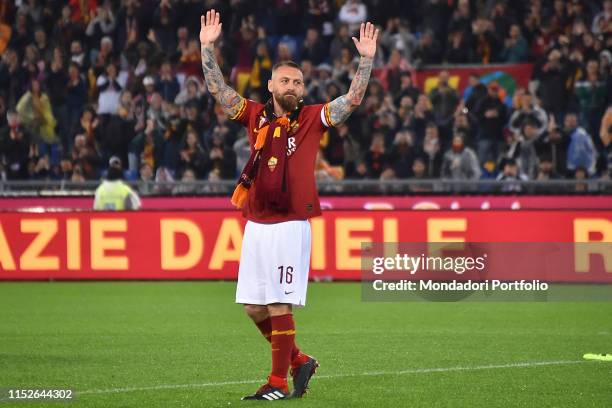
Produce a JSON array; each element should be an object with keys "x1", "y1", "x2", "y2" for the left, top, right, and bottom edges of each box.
[{"x1": 0, "y1": 0, "x2": 611, "y2": 190}]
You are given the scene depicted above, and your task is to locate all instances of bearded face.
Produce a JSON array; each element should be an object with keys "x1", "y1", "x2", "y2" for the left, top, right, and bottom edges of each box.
[
  {"x1": 273, "y1": 89, "x2": 300, "y2": 112},
  {"x1": 269, "y1": 65, "x2": 305, "y2": 113}
]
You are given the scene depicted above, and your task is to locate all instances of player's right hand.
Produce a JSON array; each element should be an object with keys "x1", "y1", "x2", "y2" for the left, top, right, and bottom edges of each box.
[{"x1": 200, "y1": 9, "x2": 222, "y2": 47}]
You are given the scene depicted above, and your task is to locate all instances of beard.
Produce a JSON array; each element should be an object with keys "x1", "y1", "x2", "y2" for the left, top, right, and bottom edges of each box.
[{"x1": 274, "y1": 91, "x2": 300, "y2": 112}]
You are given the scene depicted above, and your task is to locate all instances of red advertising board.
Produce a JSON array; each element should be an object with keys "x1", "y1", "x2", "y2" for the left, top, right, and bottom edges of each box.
[
  {"x1": 0, "y1": 211, "x2": 610, "y2": 281},
  {"x1": 1, "y1": 195, "x2": 610, "y2": 211}
]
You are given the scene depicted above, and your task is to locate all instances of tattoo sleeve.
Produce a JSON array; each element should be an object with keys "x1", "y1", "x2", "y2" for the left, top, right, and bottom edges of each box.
[
  {"x1": 327, "y1": 56, "x2": 373, "y2": 126},
  {"x1": 201, "y1": 45, "x2": 244, "y2": 118}
]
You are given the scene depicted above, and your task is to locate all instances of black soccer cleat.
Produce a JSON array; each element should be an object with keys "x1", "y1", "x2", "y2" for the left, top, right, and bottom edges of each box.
[
  {"x1": 241, "y1": 383, "x2": 290, "y2": 401},
  {"x1": 290, "y1": 357, "x2": 319, "y2": 398}
]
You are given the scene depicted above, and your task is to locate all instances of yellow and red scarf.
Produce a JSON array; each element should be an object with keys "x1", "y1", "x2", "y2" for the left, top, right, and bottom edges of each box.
[{"x1": 231, "y1": 99, "x2": 301, "y2": 213}]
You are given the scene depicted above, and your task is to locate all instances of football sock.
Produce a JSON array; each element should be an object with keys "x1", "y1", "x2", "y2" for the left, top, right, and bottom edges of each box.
[
  {"x1": 256, "y1": 316, "x2": 309, "y2": 369},
  {"x1": 255, "y1": 317, "x2": 272, "y2": 342},
  {"x1": 269, "y1": 314, "x2": 295, "y2": 383}
]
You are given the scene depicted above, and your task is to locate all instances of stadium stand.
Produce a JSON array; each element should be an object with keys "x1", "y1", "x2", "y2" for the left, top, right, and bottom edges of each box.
[{"x1": 0, "y1": 0, "x2": 610, "y2": 194}]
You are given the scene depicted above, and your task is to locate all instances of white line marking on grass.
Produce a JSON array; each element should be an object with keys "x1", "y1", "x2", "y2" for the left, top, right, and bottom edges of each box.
[{"x1": 78, "y1": 360, "x2": 586, "y2": 396}]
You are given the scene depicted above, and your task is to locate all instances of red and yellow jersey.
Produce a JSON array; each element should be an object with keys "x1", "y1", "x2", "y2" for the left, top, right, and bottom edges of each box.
[{"x1": 231, "y1": 99, "x2": 333, "y2": 223}]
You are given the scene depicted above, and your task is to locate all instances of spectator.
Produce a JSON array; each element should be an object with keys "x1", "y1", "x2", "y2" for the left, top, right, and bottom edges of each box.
[
  {"x1": 441, "y1": 131, "x2": 481, "y2": 180},
  {"x1": 500, "y1": 24, "x2": 528, "y2": 63},
  {"x1": 0, "y1": 49, "x2": 24, "y2": 109},
  {"x1": 499, "y1": 119, "x2": 540, "y2": 179},
  {"x1": 591, "y1": 0, "x2": 612, "y2": 35},
  {"x1": 380, "y1": 49, "x2": 411, "y2": 97},
  {"x1": 394, "y1": 71, "x2": 420, "y2": 107},
  {"x1": 574, "y1": 59, "x2": 606, "y2": 137},
  {"x1": 380, "y1": 17, "x2": 417, "y2": 62},
  {"x1": 536, "y1": 155, "x2": 559, "y2": 181},
  {"x1": 409, "y1": 94, "x2": 435, "y2": 141},
  {"x1": 565, "y1": 112, "x2": 597, "y2": 176},
  {"x1": 98, "y1": 90, "x2": 136, "y2": 164},
  {"x1": 475, "y1": 81, "x2": 507, "y2": 162},
  {"x1": 453, "y1": 112, "x2": 476, "y2": 147},
  {"x1": 115, "y1": 0, "x2": 144, "y2": 50},
  {"x1": 175, "y1": 76, "x2": 206, "y2": 107},
  {"x1": 179, "y1": 129, "x2": 208, "y2": 179},
  {"x1": 422, "y1": 124, "x2": 443, "y2": 177},
  {"x1": 445, "y1": 30, "x2": 473, "y2": 63},
  {"x1": 65, "y1": 62, "x2": 88, "y2": 137},
  {"x1": 389, "y1": 129, "x2": 416, "y2": 179},
  {"x1": 536, "y1": 115, "x2": 570, "y2": 177},
  {"x1": 69, "y1": 40, "x2": 88, "y2": 72},
  {"x1": 129, "y1": 118, "x2": 165, "y2": 175},
  {"x1": 429, "y1": 70, "x2": 460, "y2": 127},
  {"x1": 156, "y1": 60, "x2": 180, "y2": 103},
  {"x1": 206, "y1": 131, "x2": 236, "y2": 180},
  {"x1": 496, "y1": 158, "x2": 528, "y2": 192},
  {"x1": 33, "y1": 26, "x2": 53, "y2": 62},
  {"x1": 16, "y1": 79, "x2": 60, "y2": 162},
  {"x1": 96, "y1": 63, "x2": 122, "y2": 115},
  {"x1": 72, "y1": 134, "x2": 102, "y2": 180},
  {"x1": 573, "y1": 166, "x2": 589, "y2": 193},
  {"x1": 91, "y1": 36, "x2": 117, "y2": 75},
  {"x1": 85, "y1": 4, "x2": 116, "y2": 49},
  {"x1": 490, "y1": 1, "x2": 514, "y2": 43},
  {"x1": 173, "y1": 167, "x2": 198, "y2": 194},
  {"x1": 338, "y1": 0, "x2": 367, "y2": 34},
  {"x1": 471, "y1": 18, "x2": 498, "y2": 64},
  {"x1": 364, "y1": 133, "x2": 388, "y2": 179},
  {"x1": 249, "y1": 41, "x2": 273, "y2": 99},
  {"x1": 46, "y1": 47, "x2": 69, "y2": 146},
  {"x1": 508, "y1": 92, "x2": 548, "y2": 138},
  {"x1": 139, "y1": 162, "x2": 153, "y2": 183},
  {"x1": 301, "y1": 27, "x2": 327, "y2": 65},
  {"x1": 329, "y1": 24, "x2": 354, "y2": 61},
  {"x1": 152, "y1": 0, "x2": 178, "y2": 51},
  {"x1": 535, "y1": 47, "x2": 575, "y2": 123},
  {"x1": 448, "y1": 0, "x2": 472, "y2": 37},
  {"x1": 0, "y1": 110, "x2": 31, "y2": 180},
  {"x1": 413, "y1": 30, "x2": 441, "y2": 67}
]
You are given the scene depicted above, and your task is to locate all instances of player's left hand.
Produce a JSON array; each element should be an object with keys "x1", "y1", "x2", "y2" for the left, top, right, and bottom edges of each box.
[{"x1": 352, "y1": 22, "x2": 379, "y2": 59}]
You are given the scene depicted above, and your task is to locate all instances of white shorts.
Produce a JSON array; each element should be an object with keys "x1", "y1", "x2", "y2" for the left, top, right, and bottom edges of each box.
[{"x1": 236, "y1": 220, "x2": 311, "y2": 306}]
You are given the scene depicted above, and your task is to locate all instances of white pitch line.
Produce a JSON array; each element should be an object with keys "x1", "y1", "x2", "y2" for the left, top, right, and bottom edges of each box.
[{"x1": 78, "y1": 359, "x2": 587, "y2": 396}]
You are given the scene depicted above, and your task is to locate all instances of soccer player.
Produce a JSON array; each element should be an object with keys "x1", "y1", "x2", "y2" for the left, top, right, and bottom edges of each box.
[{"x1": 199, "y1": 9, "x2": 377, "y2": 401}]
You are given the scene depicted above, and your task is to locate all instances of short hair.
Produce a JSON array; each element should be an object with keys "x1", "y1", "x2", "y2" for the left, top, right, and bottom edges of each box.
[{"x1": 272, "y1": 61, "x2": 301, "y2": 72}]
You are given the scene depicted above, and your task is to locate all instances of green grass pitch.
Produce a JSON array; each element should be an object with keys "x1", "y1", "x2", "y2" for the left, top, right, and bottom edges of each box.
[{"x1": 1, "y1": 282, "x2": 611, "y2": 407}]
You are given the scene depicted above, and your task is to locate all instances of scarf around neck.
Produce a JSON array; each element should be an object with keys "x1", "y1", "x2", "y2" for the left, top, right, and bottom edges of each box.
[{"x1": 231, "y1": 98, "x2": 303, "y2": 213}]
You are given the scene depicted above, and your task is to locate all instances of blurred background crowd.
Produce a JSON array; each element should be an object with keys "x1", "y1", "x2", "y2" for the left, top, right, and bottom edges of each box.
[{"x1": 0, "y1": 0, "x2": 611, "y2": 190}]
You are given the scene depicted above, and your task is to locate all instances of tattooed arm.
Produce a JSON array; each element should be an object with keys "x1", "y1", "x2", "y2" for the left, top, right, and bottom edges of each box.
[
  {"x1": 200, "y1": 9, "x2": 244, "y2": 118},
  {"x1": 327, "y1": 22, "x2": 379, "y2": 126},
  {"x1": 328, "y1": 57, "x2": 373, "y2": 125}
]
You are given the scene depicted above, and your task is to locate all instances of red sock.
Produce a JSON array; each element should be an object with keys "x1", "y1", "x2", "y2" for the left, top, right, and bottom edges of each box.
[
  {"x1": 256, "y1": 317, "x2": 309, "y2": 369},
  {"x1": 269, "y1": 314, "x2": 295, "y2": 386},
  {"x1": 255, "y1": 317, "x2": 272, "y2": 342},
  {"x1": 290, "y1": 347, "x2": 310, "y2": 369}
]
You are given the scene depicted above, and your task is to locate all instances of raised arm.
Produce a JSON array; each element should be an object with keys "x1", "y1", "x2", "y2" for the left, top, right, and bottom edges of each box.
[
  {"x1": 200, "y1": 9, "x2": 244, "y2": 118},
  {"x1": 327, "y1": 22, "x2": 378, "y2": 126}
]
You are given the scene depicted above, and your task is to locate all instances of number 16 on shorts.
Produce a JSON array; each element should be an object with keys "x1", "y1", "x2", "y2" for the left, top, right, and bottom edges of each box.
[{"x1": 278, "y1": 265, "x2": 293, "y2": 284}]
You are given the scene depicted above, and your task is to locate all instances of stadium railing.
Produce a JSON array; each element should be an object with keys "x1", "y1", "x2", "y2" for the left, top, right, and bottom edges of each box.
[{"x1": 0, "y1": 179, "x2": 610, "y2": 196}]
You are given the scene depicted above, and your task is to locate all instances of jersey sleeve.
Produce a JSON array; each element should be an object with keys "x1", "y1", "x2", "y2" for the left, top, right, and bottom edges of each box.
[
  {"x1": 229, "y1": 98, "x2": 264, "y2": 128},
  {"x1": 319, "y1": 103, "x2": 334, "y2": 128}
]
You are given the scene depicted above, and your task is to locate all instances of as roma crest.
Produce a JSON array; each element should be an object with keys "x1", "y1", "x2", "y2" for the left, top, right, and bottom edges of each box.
[{"x1": 267, "y1": 156, "x2": 278, "y2": 172}]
